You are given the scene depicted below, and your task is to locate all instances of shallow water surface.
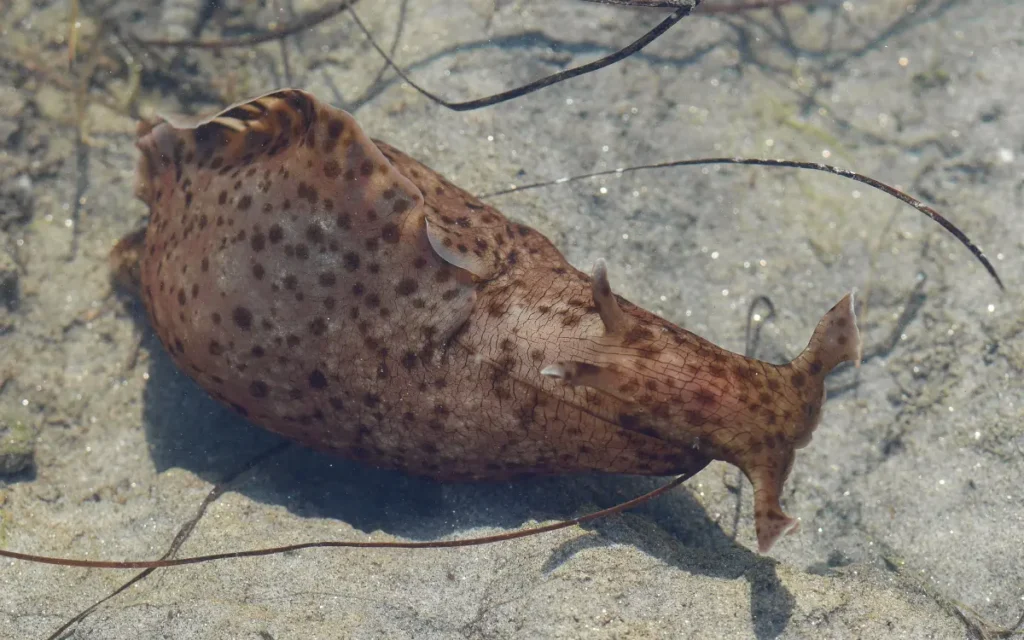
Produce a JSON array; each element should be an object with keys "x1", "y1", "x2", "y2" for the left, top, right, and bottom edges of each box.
[{"x1": 0, "y1": 1, "x2": 1021, "y2": 638}]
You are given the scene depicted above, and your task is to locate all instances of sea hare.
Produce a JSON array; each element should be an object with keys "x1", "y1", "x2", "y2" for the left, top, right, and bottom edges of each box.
[{"x1": 111, "y1": 90, "x2": 861, "y2": 552}]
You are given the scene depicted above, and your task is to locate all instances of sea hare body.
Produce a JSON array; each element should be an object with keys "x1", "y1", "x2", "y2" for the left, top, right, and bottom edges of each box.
[{"x1": 113, "y1": 90, "x2": 861, "y2": 552}]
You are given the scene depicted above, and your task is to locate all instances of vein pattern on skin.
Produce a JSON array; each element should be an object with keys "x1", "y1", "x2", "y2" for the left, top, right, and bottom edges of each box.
[{"x1": 115, "y1": 89, "x2": 861, "y2": 552}]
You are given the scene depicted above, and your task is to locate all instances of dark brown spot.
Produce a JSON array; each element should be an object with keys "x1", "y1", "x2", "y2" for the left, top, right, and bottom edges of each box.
[
  {"x1": 233, "y1": 306, "x2": 253, "y2": 329},
  {"x1": 323, "y1": 159, "x2": 342, "y2": 178},
  {"x1": 381, "y1": 222, "x2": 400, "y2": 244},
  {"x1": 237, "y1": 195, "x2": 252, "y2": 211},
  {"x1": 684, "y1": 409, "x2": 707, "y2": 425},
  {"x1": 318, "y1": 272, "x2": 337, "y2": 287},
  {"x1": 208, "y1": 340, "x2": 223, "y2": 356},
  {"x1": 396, "y1": 278, "x2": 418, "y2": 296},
  {"x1": 309, "y1": 318, "x2": 327, "y2": 335},
  {"x1": 690, "y1": 389, "x2": 716, "y2": 406},
  {"x1": 268, "y1": 224, "x2": 284, "y2": 243},
  {"x1": 434, "y1": 268, "x2": 452, "y2": 283},
  {"x1": 249, "y1": 381, "x2": 269, "y2": 398},
  {"x1": 252, "y1": 263, "x2": 265, "y2": 279},
  {"x1": 618, "y1": 413, "x2": 643, "y2": 430},
  {"x1": 305, "y1": 225, "x2": 325, "y2": 244},
  {"x1": 343, "y1": 252, "x2": 360, "y2": 271},
  {"x1": 326, "y1": 118, "x2": 344, "y2": 144},
  {"x1": 623, "y1": 325, "x2": 655, "y2": 346},
  {"x1": 298, "y1": 182, "x2": 319, "y2": 204},
  {"x1": 308, "y1": 369, "x2": 328, "y2": 389}
]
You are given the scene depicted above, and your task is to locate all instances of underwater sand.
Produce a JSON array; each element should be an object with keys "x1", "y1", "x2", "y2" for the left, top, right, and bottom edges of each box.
[{"x1": 0, "y1": 0, "x2": 1021, "y2": 637}]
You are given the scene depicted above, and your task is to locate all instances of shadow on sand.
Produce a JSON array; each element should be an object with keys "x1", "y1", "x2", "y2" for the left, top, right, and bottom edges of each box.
[{"x1": 139, "y1": 325, "x2": 793, "y2": 639}]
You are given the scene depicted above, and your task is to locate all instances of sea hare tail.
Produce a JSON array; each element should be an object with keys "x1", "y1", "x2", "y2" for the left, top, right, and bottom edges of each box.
[
  {"x1": 750, "y1": 291, "x2": 861, "y2": 552},
  {"x1": 754, "y1": 487, "x2": 801, "y2": 553}
]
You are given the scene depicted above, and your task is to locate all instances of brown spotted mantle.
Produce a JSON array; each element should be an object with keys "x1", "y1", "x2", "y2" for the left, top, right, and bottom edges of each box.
[{"x1": 111, "y1": 90, "x2": 862, "y2": 553}]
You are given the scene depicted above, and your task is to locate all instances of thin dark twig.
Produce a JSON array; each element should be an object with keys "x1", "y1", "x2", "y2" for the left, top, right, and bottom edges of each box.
[
  {"x1": 867, "y1": 274, "x2": 928, "y2": 360},
  {"x1": 280, "y1": 39, "x2": 293, "y2": 86},
  {"x1": 366, "y1": 0, "x2": 410, "y2": 90},
  {"x1": 744, "y1": 295, "x2": 777, "y2": 358},
  {"x1": 481, "y1": 157, "x2": 1004, "y2": 290},
  {"x1": 45, "y1": 443, "x2": 290, "y2": 638},
  {"x1": 0, "y1": 473, "x2": 694, "y2": 570},
  {"x1": 580, "y1": 0, "x2": 699, "y2": 6},
  {"x1": 582, "y1": 0, "x2": 810, "y2": 9},
  {"x1": 346, "y1": 2, "x2": 702, "y2": 111},
  {"x1": 700, "y1": 0, "x2": 815, "y2": 12},
  {"x1": 133, "y1": 0, "x2": 356, "y2": 49},
  {"x1": 339, "y1": 30, "x2": 723, "y2": 114}
]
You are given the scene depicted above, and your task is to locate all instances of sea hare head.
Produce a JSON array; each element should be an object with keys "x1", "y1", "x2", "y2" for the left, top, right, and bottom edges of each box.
[{"x1": 126, "y1": 89, "x2": 455, "y2": 445}]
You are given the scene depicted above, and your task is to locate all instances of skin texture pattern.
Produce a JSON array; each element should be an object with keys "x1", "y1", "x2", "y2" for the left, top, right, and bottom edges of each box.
[{"x1": 112, "y1": 89, "x2": 862, "y2": 553}]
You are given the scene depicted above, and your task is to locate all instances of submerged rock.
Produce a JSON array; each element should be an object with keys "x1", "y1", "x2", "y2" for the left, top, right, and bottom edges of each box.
[{"x1": 0, "y1": 411, "x2": 36, "y2": 476}]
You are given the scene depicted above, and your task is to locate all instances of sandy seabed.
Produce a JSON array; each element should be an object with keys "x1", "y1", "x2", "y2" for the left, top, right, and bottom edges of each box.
[{"x1": 0, "y1": 1, "x2": 1021, "y2": 638}]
